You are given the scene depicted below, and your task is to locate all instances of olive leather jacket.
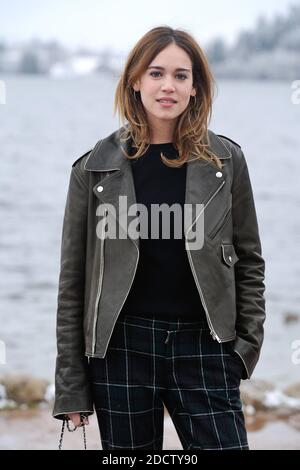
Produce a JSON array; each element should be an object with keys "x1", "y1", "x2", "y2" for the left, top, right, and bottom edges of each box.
[{"x1": 53, "y1": 126, "x2": 266, "y2": 420}]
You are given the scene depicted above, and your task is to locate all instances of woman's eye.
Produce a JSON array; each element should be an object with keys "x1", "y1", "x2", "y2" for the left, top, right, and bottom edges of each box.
[
  {"x1": 177, "y1": 74, "x2": 188, "y2": 80},
  {"x1": 149, "y1": 71, "x2": 187, "y2": 80},
  {"x1": 150, "y1": 71, "x2": 162, "y2": 78}
]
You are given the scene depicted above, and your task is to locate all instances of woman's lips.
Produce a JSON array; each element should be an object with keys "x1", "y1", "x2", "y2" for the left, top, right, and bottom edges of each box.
[{"x1": 156, "y1": 100, "x2": 177, "y2": 108}]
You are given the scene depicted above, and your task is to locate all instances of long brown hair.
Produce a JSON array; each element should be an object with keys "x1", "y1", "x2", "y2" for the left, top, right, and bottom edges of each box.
[{"x1": 114, "y1": 26, "x2": 222, "y2": 169}]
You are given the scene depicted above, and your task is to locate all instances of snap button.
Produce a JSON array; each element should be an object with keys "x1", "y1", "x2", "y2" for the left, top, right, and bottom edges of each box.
[
  {"x1": 97, "y1": 186, "x2": 104, "y2": 192},
  {"x1": 221, "y1": 243, "x2": 239, "y2": 267},
  {"x1": 216, "y1": 172, "x2": 223, "y2": 178}
]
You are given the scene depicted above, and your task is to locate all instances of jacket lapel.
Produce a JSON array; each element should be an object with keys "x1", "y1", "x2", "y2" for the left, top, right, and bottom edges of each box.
[
  {"x1": 185, "y1": 130, "x2": 231, "y2": 211},
  {"x1": 84, "y1": 129, "x2": 139, "y2": 243}
]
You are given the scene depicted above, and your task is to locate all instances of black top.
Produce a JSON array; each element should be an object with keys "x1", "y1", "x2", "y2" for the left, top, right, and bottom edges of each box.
[{"x1": 119, "y1": 142, "x2": 206, "y2": 321}]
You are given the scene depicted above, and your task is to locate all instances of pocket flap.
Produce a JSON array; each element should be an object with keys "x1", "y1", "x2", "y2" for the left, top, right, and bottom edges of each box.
[{"x1": 221, "y1": 244, "x2": 239, "y2": 267}]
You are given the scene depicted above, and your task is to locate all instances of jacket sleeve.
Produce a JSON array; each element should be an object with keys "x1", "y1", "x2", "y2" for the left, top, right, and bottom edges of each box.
[
  {"x1": 231, "y1": 148, "x2": 266, "y2": 379},
  {"x1": 52, "y1": 165, "x2": 94, "y2": 420}
]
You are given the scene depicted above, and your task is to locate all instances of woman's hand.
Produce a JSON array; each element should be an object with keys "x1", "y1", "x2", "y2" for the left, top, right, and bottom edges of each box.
[{"x1": 67, "y1": 412, "x2": 89, "y2": 427}]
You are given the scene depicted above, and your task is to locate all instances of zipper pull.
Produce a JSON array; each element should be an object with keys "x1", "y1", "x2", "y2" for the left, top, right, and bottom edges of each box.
[{"x1": 210, "y1": 330, "x2": 222, "y2": 342}]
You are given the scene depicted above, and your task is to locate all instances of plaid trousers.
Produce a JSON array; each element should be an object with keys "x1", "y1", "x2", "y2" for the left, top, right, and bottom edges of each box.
[{"x1": 88, "y1": 314, "x2": 249, "y2": 450}]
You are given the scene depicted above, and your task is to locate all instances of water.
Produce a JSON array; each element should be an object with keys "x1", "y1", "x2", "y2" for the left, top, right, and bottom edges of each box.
[{"x1": 0, "y1": 74, "x2": 299, "y2": 387}]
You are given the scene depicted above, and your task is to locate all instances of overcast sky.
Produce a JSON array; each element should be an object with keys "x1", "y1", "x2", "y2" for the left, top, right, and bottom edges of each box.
[{"x1": 0, "y1": 0, "x2": 297, "y2": 53}]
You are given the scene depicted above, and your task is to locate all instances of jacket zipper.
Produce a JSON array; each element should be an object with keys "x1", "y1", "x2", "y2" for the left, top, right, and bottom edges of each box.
[
  {"x1": 92, "y1": 208, "x2": 107, "y2": 354},
  {"x1": 208, "y1": 204, "x2": 231, "y2": 240},
  {"x1": 102, "y1": 237, "x2": 140, "y2": 357},
  {"x1": 185, "y1": 180, "x2": 225, "y2": 342}
]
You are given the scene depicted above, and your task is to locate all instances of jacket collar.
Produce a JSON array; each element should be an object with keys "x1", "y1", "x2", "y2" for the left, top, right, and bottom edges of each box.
[{"x1": 84, "y1": 125, "x2": 232, "y2": 172}]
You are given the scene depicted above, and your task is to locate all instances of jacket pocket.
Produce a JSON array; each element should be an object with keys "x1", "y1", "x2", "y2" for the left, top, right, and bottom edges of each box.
[{"x1": 221, "y1": 243, "x2": 239, "y2": 267}]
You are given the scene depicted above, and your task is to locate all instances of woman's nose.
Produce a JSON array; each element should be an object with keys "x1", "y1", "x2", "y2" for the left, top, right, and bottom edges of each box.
[{"x1": 161, "y1": 80, "x2": 176, "y2": 91}]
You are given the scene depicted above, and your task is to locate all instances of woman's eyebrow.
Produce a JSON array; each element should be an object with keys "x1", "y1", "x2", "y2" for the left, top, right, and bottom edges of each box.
[{"x1": 147, "y1": 66, "x2": 191, "y2": 72}]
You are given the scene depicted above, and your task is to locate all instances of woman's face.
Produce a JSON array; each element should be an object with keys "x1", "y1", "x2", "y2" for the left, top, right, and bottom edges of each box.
[{"x1": 133, "y1": 43, "x2": 196, "y2": 133}]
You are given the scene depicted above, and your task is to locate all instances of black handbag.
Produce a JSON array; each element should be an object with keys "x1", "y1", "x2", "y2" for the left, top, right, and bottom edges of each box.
[{"x1": 58, "y1": 414, "x2": 87, "y2": 450}]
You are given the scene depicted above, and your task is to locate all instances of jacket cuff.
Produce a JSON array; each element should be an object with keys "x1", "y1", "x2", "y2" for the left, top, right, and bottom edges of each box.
[
  {"x1": 52, "y1": 395, "x2": 94, "y2": 421},
  {"x1": 233, "y1": 335, "x2": 260, "y2": 380}
]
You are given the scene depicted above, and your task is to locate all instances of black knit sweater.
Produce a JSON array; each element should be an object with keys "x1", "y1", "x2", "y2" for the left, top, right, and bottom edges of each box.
[{"x1": 119, "y1": 142, "x2": 206, "y2": 321}]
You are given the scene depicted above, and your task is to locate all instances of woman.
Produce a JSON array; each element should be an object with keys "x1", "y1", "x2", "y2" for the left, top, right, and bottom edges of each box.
[{"x1": 53, "y1": 26, "x2": 266, "y2": 450}]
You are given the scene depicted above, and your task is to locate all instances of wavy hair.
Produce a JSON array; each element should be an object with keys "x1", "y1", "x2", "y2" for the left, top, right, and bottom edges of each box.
[{"x1": 114, "y1": 26, "x2": 222, "y2": 169}]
